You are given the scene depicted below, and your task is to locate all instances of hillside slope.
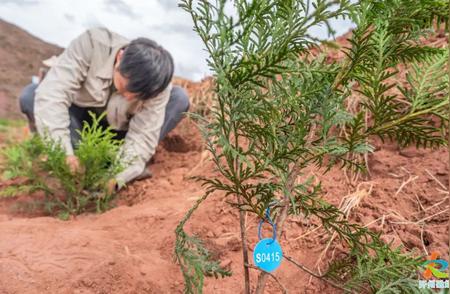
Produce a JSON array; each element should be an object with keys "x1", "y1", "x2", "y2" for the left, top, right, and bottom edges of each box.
[{"x1": 0, "y1": 19, "x2": 62, "y2": 120}]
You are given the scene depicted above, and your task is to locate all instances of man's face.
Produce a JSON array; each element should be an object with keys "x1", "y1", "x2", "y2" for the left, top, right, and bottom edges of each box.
[{"x1": 113, "y1": 49, "x2": 138, "y2": 101}]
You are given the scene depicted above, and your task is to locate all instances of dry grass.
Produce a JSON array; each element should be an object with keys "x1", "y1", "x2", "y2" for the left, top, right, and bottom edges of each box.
[
  {"x1": 314, "y1": 182, "x2": 373, "y2": 274},
  {"x1": 173, "y1": 76, "x2": 216, "y2": 116}
]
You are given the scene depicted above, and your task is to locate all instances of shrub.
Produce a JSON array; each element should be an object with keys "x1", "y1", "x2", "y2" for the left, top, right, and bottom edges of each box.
[
  {"x1": 175, "y1": 0, "x2": 448, "y2": 293},
  {"x1": 0, "y1": 112, "x2": 125, "y2": 219}
]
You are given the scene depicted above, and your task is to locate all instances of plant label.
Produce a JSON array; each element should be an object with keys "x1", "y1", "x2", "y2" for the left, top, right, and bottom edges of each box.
[{"x1": 253, "y1": 238, "x2": 283, "y2": 272}]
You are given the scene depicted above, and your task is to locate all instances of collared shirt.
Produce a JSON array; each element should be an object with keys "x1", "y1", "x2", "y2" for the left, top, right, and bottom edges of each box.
[{"x1": 34, "y1": 27, "x2": 171, "y2": 185}]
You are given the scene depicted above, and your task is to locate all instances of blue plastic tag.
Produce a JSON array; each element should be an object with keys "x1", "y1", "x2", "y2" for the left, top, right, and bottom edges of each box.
[{"x1": 253, "y1": 238, "x2": 283, "y2": 272}]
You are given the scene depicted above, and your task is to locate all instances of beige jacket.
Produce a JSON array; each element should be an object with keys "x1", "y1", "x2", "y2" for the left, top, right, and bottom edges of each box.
[{"x1": 35, "y1": 27, "x2": 171, "y2": 185}]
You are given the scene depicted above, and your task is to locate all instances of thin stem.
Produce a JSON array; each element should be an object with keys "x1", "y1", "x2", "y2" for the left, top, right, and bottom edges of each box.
[
  {"x1": 283, "y1": 255, "x2": 359, "y2": 294},
  {"x1": 233, "y1": 126, "x2": 250, "y2": 293},
  {"x1": 246, "y1": 263, "x2": 288, "y2": 294},
  {"x1": 239, "y1": 203, "x2": 251, "y2": 294},
  {"x1": 370, "y1": 100, "x2": 448, "y2": 135},
  {"x1": 255, "y1": 164, "x2": 301, "y2": 294},
  {"x1": 256, "y1": 122, "x2": 318, "y2": 293}
]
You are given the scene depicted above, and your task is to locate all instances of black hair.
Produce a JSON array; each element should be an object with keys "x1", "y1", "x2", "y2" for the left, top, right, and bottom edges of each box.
[{"x1": 119, "y1": 38, "x2": 174, "y2": 100}]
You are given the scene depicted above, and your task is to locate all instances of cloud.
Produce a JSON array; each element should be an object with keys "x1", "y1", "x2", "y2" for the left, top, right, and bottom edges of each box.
[
  {"x1": 0, "y1": 0, "x2": 354, "y2": 81},
  {"x1": 148, "y1": 23, "x2": 193, "y2": 36},
  {"x1": 1, "y1": 0, "x2": 39, "y2": 5},
  {"x1": 82, "y1": 14, "x2": 104, "y2": 29},
  {"x1": 174, "y1": 61, "x2": 203, "y2": 81},
  {"x1": 104, "y1": 0, "x2": 137, "y2": 19},
  {"x1": 64, "y1": 13, "x2": 75, "y2": 23},
  {"x1": 155, "y1": 0, "x2": 178, "y2": 11}
]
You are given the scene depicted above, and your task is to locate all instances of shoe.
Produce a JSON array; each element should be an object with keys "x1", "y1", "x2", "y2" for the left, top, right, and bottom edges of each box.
[
  {"x1": 135, "y1": 168, "x2": 153, "y2": 181},
  {"x1": 28, "y1": 121, "x2": 37, "y2": 133}
]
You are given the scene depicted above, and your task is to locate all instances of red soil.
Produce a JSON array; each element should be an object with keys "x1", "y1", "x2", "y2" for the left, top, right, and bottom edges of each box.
[
  {"x1": 0, "y1": 101, "x2": 448, "y2": 294},
  {"x1": 0, "y1": 22, "x2": 448, "y2": 293}
]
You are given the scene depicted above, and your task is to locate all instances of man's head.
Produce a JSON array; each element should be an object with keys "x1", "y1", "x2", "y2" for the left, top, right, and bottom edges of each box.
[{"x1": 113, "y1": 38, "x2": 174, "y2": 101}]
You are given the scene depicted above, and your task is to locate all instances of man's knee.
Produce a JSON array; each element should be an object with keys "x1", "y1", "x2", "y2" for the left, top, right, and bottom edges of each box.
[
  {"x1": 19, "y1": 83, "x2": 38, "y2": 115},
  {"x1": 170, "y1": 86, "x2": 190, "y2": 113}
]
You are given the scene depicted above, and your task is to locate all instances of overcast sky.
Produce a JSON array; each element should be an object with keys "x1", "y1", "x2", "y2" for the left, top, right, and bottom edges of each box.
[{"x1": 0, "y1": 0, "x2": 354, "y2": 81}]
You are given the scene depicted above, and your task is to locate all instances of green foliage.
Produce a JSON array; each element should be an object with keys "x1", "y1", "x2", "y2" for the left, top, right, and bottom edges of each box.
[
  {"x1": 0, "y1": 119, "x2": 26, "y2": 133},
  {"x1": 0, "y1": 112, "x2": 125, "y2": 216},
  {"x1": 0, "y1": 185, "x2": 37, "y2": 198},
  {"x1": 327, "y1": 246, "x2": 430, "y2": 294},
  {"x1": 175, "y1": 192, "x2": 231, "y2": 293},
  {"x1": 339, "y1": 0, "x2": 449, "y2": 148},
  {"x1": 1, "y1": 135, "x2": 44, "y2": 180},
  {"x1": 76, "y1": 113, "x2": 124, "y2": 189},
  {"x1": 176, "y1": 0, "x2": 448, "y2": 292}
]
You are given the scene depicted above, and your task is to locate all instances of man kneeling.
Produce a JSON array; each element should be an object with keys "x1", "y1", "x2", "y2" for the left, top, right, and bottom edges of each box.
[{"x1": 20, "y1": 27, "x2": 189, "y2": 192}]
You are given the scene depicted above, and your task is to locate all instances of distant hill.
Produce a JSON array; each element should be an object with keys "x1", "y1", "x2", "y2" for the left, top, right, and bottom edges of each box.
[{"x1": 0, "y1": 19, "x2": 62, "y2": 119}]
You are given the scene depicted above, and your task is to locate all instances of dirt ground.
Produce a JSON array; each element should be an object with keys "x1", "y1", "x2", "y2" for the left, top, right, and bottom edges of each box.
[
  {"x1": 0, "y1": 20, "x2": 448, "y2": 294},
  {"x1": 0, "y1": 114, "x2": 448, "y2": 294}
]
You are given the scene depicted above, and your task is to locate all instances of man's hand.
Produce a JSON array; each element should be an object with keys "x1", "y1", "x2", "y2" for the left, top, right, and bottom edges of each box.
[
  {"x1": 65, "y1": 155, "x2": 81, "y2": 174},
  {"x1": 106, "y1": 178, "x2": 118, "y2": 195}
]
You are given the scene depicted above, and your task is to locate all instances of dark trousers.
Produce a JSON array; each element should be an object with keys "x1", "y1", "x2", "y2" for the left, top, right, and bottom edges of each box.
[{"x1": 19, "y1": 84, "x2": 190, "y2": 148}]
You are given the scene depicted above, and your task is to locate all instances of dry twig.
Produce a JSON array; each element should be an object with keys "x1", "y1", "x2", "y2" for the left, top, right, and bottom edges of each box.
[
  {"x1": 425, "y1": 169, "x2": 447, "y2": 191},
  {"x1": 315, "y1": 183, "x2": 372, "y2": 274},
  {"x1": 392, "y1": 208, "x2": 449, "y2": 225},
  {"x1": 412, "y1": 196, "x2": 448, "y2": 215},
  {"x1": 284, "y1": 255, "x2": 359, "y2": 294},
  {"x1": 293, "y1": 225, "x2": 322, "y2": 241},
  {"x1": 419, "y1": 224, "x2": 429, "y2": 256},
  {"x1": 246, "y1": 263, "x2": 288, "y2": 294},
  {"x1": 394, "y1": 175, "x2": 418, "y2": 197},
  {"x1": 414, "y1": 193, "x2": 426, "y2": 212}
]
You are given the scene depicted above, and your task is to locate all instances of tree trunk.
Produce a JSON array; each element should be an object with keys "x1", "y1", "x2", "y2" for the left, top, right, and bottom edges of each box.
[
  {"x1": 255, "y1": 165, "x2": 300, "y2": 293},
  {"x1": 239, "y1": 205, "x2": 251, "y2": 294}
]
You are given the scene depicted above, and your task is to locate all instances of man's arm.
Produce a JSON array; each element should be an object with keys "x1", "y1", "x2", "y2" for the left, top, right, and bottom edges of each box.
[
  {"x1": 34, "y1": 30, "x2": 93, "y2": 155},
  {"x1": 115, "y1": 84, "x2": 172, "y2": 186}
]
